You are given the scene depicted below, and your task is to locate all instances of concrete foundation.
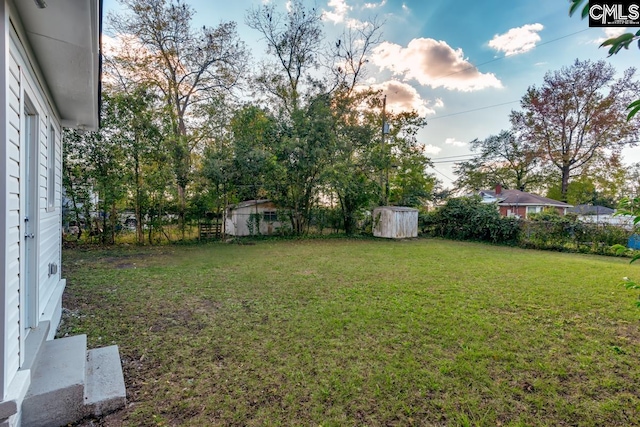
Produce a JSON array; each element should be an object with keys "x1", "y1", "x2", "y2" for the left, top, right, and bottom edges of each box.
[{"x1": 9, "y1": 323, "x2": 126, "y2": 427}]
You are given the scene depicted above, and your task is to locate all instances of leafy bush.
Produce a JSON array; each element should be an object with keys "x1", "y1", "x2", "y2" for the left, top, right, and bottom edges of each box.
[
  {"x1": 521, "y1": 212, "x2": 630, "y2": 253},
  {"x1": 423, "y1": 198, "x2": 630, "y2": 254},
  {"x1": 422, "y1": 197, "x2": 520, "y2": 245}
]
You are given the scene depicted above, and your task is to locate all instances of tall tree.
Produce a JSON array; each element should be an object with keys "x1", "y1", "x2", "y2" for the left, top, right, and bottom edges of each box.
[
  {"x1": 385, "y1": 110, "x2": 435, "y2": 207},
  {"x1": 229, "y1": 105, "x2": 277, "y2": 203},
  {"x1": 108, "y1": 0, "x2": 248, "y2": 235},
  {"x1": 246, "y1": 0, "x2": 323, "y2": 115},
  {"x1": 511, "y1": 59, "x2": 640, "y2": 201},
  {"x1": 454, "y1": 130, "x2": 543, "y2": 192},
  {"x1": 107, "y1": 88, "x2": 166, "y2": 244},
  {"x1": 326, "y1": 22, "x2": 385, "y2": 234},
  {"x1": 570, "y1": 0, "x2": 640, "y2": 121},
  {"x1": 246, "y1": 1, "x2": 329, "y2": 234},
  {"x1": 269, "y1": 95, "x2": 335, "y2": 234}
]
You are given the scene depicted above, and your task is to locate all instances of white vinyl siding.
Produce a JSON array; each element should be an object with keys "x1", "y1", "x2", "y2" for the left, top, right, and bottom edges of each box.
[
  {"x1": 5, "y1": 45, "x2": 21, "y2": 387},
  {"x1": 6, "y1": 20, "x2": 63, "y2": 383}
]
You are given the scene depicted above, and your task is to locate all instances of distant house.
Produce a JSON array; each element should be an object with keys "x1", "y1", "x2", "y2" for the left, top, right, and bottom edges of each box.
[
  {"x1": 480, "y1": 185, "x2": 572, "y2": 218},
  {"x1": 568, "y1": 204, "x2": 634, "y2": 229},
  {"x1": 0, "y1": 2, "x2": 125, "y2": 426},
  {"x1": 225, "y1": 200, "x2": 285, "y2": 236}
]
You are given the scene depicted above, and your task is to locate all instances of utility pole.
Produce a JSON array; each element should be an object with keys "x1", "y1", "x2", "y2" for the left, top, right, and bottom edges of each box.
[{"x1": 381, "y1": 95, "x2": 389, "y2": 206}]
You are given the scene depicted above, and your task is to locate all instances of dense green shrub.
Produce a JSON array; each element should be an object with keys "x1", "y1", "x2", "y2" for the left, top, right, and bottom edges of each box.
[
  {"x1": 521, "y1": 210, "x2": 630, "y2": 253},
  {"x1": 422, "y1": 198, "x2": 630, "y2": 255},
  {"x1": 422, "y1": 197, "x2": 520, "y2": 245}
]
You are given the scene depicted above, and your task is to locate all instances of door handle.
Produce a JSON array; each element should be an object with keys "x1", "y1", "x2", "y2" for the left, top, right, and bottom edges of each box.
[{"x1": 24, "y1": 233, "x2": 34, "y2": 239}]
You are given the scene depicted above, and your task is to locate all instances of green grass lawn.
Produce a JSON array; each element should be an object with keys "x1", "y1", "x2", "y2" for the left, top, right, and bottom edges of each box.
[{"x1": 61, "y1": 238, "x2": 640, "y2": 426}]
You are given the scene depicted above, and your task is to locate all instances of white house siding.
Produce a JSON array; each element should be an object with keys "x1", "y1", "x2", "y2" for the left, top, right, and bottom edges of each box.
[
  {"x1": 1, "y1": 16, "x2": 64, "y2": 399},
  {"x1": 4, "y1": 40, "x2": 22, "y2": 397}
]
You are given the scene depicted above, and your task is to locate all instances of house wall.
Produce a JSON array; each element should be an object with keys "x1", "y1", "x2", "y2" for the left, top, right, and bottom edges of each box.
[
  {"x1": 577, "y1": 214, "x2": 634, "y2": 229},
  {"x1": 1, "y1": 4, "x2": 64, "y2": 401},
  {"x1": 226, "y1": 202, "x2": 283, "y2": 236},
  {"x1": 499, "y1": 206, "x2": 566, "y2": 218}
]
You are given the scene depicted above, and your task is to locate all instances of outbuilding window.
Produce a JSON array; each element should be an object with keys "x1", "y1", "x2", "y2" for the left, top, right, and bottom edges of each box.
[{"x1": 263, "y1": 211, "x2": 277, "y2": 222}]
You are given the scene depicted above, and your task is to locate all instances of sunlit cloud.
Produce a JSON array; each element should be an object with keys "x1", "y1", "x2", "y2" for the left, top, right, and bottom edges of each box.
[
  {"x1": 368, "y1": 80, "x2": 442, "y2": 117},
  {"x1": 488, "y1": 23, "x2": 544, "y2": 56},
  {"x1": 371, "y1": 38, "x2": 502, "y2": 92},
  {"x1": 424, "y1": 144, "x2": 442, "y2": 155},
  {"x1": 323, "y1": 0, "x2": 351, "y2": 24},
  {"x1": 445, "y1": 137, "x2": 466, "y2": 147}
]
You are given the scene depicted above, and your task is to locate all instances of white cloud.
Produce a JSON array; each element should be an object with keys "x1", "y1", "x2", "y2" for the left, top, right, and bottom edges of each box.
[
  {"x1": 593, "y1": 27, "x2": 628, "y2": 45},
  {"x1": 371, "y1": 38, "x2": 502, "y2": 92},
  {"x1": 363, "y1": 0, "x2": 386, "y2": 9},
  {"x1": 424, "y1": 144, "x2": 442, "y2": 155},
  {"x1": 323, "y1": 0, "x2": 351, "y2": 24},
  {"x1": 445, "y1": 137, "x2": 466, "y2": 147},
  {"x1": 488, "y1": 23, "x2": 543, "y2": 56},
  {"x1": 368, "y1": 80, "x2": 441, "y2": 117}
]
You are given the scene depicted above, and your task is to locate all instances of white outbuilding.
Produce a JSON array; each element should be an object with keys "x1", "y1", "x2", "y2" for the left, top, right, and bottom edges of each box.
[
  {"x1": 372, "y1": 206, "x2": 419, "y2": 239},
  {"x1": 225, "y1": 200, "x2": 285, "y2": 236}
]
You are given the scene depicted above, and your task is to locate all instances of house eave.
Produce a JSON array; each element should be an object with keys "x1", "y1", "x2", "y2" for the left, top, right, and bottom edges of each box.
[
  {"x1": 499, "y1": 203, "x2": 572, "y2": 208},
  {"x1": 13, "y1": 0, "x2": 101, "y2": 131}
]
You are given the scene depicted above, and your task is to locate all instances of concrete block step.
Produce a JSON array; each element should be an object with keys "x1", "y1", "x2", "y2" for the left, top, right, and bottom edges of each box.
[
  {"x1": 84, "y1": 346, "x2": 126, "y2": 417},
  {"x1": 22, "y1": 335, "x2": 87, "y2": 427}
]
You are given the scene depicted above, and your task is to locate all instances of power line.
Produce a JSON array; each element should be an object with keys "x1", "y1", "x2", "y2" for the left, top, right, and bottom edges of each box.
[
  {"x1": 430, "y1": 166, "x2": 455, "y2": 183},
  {"x1": 430, "y1": 29, "x2": 591, "y2": 83},
  {"x1": 431, "y1": 157, "x2": 476, "y2": 164},
  {"x1": 431, "y1": 153, "x2": 478, "y2": 160},
  {"x1": 428, "y1": 101, "x2": 520, "y2": 120},
  {"x1": 424, "y1": 28, "x2": 592, "y2": 121}
]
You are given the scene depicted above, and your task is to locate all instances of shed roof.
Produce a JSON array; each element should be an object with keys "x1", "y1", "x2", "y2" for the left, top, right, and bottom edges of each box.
[
  {"x1": 14, "y1": 0, "x2": 101, "y2": 130},
  {"x1": 231, "y1": 199, "x2": 273, "y2": 210},
  {"x1": 375, "y1": 206, "x2": 419, "y2": 212}
]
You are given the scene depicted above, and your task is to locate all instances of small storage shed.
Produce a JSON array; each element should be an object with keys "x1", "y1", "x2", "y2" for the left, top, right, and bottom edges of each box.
[
  {"x1": 373, "y1": 206, "x2": 419, "y2": 239},
  {"x1": 226, "y1": 200, "x2": 284, "y2": 236}
]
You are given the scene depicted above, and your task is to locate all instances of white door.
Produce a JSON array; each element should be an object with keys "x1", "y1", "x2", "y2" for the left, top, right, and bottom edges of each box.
[{"x1": 23, "y1": 96, "x2": 39, "y2": 333}]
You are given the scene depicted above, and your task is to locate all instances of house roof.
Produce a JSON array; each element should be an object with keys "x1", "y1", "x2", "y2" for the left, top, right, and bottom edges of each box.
[
  {"x1": 13, "y1": 0, "x2": 101, "y2": 131},
  {"x1": 567, "y1": 205, "x2": 615, "y2": 215},
  {"x1": 481, "y1": 189, "x2": 572, "y2": 208}
]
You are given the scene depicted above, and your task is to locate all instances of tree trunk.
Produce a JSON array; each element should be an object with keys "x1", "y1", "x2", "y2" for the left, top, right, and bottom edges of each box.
[
  {"x1": 561, "y1": 165, "x2": 571, "y2": 202},
  {"x1": 134, "y1": 152, "x2": 144, "y2": 244}
]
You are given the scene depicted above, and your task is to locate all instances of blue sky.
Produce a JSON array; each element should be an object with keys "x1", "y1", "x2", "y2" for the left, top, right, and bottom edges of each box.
[{"x1": 103, "y1": 0, "x2": 640, "y2": 188}]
